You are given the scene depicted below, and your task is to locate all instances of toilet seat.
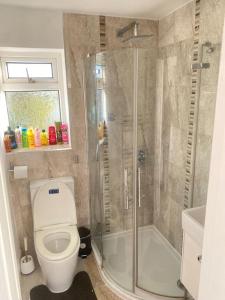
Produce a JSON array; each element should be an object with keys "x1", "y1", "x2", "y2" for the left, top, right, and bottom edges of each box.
[{"x1": 35, "y1": 225, "x2": 80, "y2": 261}]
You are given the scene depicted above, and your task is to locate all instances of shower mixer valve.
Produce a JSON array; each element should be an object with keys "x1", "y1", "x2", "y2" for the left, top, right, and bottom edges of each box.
[{"x1": 138, "y1": 150, "x2": 145, "y2": 163}]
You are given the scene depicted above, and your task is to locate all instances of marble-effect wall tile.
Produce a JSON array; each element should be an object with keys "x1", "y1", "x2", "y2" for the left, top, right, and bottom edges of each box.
[
  {"x1": 156, "y1": 0, "x2": 225, "y2": 253},
  {"x1": 155, "y1": 1, "x2": 195, "y2": 253}
]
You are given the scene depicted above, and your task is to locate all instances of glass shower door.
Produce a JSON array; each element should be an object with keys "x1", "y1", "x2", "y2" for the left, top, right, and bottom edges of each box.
[
  {"x1": 96, "y1": 49, "x2": 135, "y2": 292},
  {"x1": 85, "y1": 54, "x2": 103, "y2": 257},
  {"x1": 135, "y1": 49, "x2": 184, "y2": 298},
  {"x1": 86, "y1": 48, "x2": 185, "y2": 298}
]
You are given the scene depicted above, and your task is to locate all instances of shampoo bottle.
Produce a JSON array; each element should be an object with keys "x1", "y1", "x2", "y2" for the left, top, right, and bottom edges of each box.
[
  {"x1": 61, "y1": 123, "x2": 69, "y2": 144},
  {"x1": 41, "y1": 129, "x2": 48, "y2": 146},
  {"x1": 22, "y1": 128, "x2": 28, "y2": 148},
  {"x1": 3, "y1": 135, "x2": 11, "y2": 153},
  {"x1": 55, "y1": 122, "x2": 63, "y2": 144},
  {"x1": 15, "y1": 126, "x2": 22, "y2": 148},
  {"x1": 34, "y1": 128, "x2": 41, "y2": 147},
  {"x1": 48, "y1": 126, "x2": 57, "y2": 145},
  {"x1": 27, "y1": 128, "x2": 35, "y2": 149},
  {"x1": 5, "y1": 127, "x2": 17, "y2": 149}
]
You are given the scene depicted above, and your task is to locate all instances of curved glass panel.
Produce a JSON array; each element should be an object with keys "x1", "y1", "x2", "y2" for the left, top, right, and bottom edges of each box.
[
  {"x1": 86, "y1": 48, "x2": 184, "y2": 298},
  {"x1": 136, "y1": 48, "x2": 184, "y2": 297},
  {"x1": 96, "y1": 49, "x2": 134, "y2": 291}
]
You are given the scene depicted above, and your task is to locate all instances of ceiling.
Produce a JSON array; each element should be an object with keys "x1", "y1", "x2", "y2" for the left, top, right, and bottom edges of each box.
[{"x1": 0, "y1": 0, "x2": 192, "y2": 20}]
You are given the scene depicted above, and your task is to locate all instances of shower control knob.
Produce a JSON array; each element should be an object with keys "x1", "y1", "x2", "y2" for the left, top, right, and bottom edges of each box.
[{"x1": 138, "y1": 150, "x2": 145, "y2": 163}]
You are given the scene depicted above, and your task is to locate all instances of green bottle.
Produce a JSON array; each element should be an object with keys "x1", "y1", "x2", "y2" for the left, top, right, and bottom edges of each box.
[{"x1": 22, "y1": 128, "x2": 28, "y2": 148}]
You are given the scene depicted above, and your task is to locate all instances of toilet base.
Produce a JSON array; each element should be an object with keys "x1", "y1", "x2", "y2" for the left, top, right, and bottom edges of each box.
[{"x1": 37, "y1": 250, "x2": 79, "y2": 293}]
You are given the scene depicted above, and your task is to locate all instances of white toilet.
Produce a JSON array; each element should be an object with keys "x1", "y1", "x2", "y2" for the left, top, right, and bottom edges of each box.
[{"x1": 30, "y1": 177, "x2": 80, "y2": 293}]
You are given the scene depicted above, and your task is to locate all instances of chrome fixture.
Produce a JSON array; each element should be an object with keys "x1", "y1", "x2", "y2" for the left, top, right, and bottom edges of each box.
[
  {"x1": 192, "y1": 62, "x2": 210, "y2": 70},
  {"x1": 117, "y1": 21, "x2": 154, "y2": 43},
  {"x1": 138, "y1": 149, "x2": 145, "y2": 163},
  {"x1": 203, "y1": 41, "x2": 214, "y2": 53},
  {"x1": 138, "y1": 167, "x2": 141, "y2": 208},
  {"x1": 191, "y1": 41, "x2": 214, "y2": 70},
  {"x1": 124, "y1": 168, "x2": 129, "y2": 210}
]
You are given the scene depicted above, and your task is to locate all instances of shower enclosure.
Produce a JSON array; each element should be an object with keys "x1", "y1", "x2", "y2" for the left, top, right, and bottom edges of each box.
[{"x1": 85, "y1": 48, "x2": 185, "y2": 299}]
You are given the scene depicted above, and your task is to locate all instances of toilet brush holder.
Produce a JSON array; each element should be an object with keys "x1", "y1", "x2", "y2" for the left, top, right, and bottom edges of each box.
[{"x1": 20, "y1": 255, "x2": 35, "y2": 275}]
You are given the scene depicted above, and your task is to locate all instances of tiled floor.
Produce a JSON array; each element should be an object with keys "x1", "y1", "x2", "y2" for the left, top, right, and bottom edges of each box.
[
  {"x1": 83, "y1": 254, "x2": 123, "y2": 300},
  {"x1": 20, "y1": 253, "x2": 123, "y2": 300}
]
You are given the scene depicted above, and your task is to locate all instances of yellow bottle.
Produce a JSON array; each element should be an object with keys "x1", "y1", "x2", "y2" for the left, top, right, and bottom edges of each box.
[
  {"x1": 41, "y1": 129, "x2": 48, "y2": 146},
  {"x1": 27, "y1": 128, "x2": 35, "y2": 148}
]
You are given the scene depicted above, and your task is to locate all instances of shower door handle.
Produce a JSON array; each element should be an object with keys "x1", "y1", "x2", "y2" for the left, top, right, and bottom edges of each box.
[
  {"x1": 96, "y1": 143, "x2": 99, "y2": 161},
  {"x1": 124, "y1": 168, "x2": 129, "y2": 209},
  {"x1": 138, "y1": 167, "x2": 141, "y2": 208}
]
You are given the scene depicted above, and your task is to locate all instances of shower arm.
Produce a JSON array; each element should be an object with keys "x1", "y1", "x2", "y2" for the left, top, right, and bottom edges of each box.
[{"x1": 117, "y1": 21, "x2": 138, "y2": 38}]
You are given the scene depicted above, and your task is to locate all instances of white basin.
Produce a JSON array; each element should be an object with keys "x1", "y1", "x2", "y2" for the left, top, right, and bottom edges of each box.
[{"x1": 182, "y1": 206, "x2": 206, "y2": 247}]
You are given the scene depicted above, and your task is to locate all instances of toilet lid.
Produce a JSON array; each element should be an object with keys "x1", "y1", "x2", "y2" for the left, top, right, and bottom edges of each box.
[{"x1": 33, "y1": 180, "x2": 77, "y2": 230}]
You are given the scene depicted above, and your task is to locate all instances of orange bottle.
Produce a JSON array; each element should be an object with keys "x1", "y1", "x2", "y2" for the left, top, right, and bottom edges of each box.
[{"x1": 4, "y1": 135, "x2": 11, "y2": 152}]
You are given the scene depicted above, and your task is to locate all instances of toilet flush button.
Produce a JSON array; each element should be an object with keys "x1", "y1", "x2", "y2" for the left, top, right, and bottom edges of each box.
[{"x1": 48, "y1": 189, "x2": 59, "y2": 194}]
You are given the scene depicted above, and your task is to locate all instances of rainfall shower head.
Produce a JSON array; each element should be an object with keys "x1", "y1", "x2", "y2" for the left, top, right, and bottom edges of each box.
[
  {"x1": 122, "y1": 33, "x2": 154, "y2": 43},
  {"x1": 117, "y1": 21, "x2": 154, "y2": 43}
]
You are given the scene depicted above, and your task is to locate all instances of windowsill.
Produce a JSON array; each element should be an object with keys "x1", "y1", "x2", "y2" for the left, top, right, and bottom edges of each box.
[{"x1": 6, "y1": 144, "x2": 72, "y2": 154}]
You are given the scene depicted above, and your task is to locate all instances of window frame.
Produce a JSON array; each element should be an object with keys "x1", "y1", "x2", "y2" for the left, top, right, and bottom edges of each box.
[
  {"x1": 0, "y1": 48, "x2": 69, "y2": 135},
  {"x1": 3, "y1": 59, "x2": 57, "y2": 82}
]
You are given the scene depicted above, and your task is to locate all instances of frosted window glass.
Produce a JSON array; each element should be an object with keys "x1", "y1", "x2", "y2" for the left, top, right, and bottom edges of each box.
[
  {"x1": 6, "y1": 63, "x2": 53, "y2": 79},
  {"x1": 5, "y1": 91, "x2": 61, "y2": 129}
]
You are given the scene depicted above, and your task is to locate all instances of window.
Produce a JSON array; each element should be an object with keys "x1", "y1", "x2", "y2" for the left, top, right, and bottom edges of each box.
[
  {"x1": 6, "y1": 62, "x2": 53, "y2": 79},
  {"x1": 5, "y1": 91, "x2": 61, "y2": 129},
  {"x1": 0, "y1": 49, "x2": 69, "y2": 136}
]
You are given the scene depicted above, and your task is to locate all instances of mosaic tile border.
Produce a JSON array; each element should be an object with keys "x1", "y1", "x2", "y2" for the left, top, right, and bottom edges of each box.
[
  {"x1": 99, "y1": 16, "x2": 106, "y2": 51},
  {"x1": 98, "y1": 17, "x2": 111, "y2": 233},
  {"x1": 184, "y1": 0, "x2": 201, "y2": 208}
]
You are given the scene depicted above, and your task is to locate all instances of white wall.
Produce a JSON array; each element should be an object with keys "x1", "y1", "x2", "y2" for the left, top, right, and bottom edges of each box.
[
  {"x1": 0, "y1": 133, "x2": 21, "y2": 300},
  {"x1": 0, "y1": 4, "x2": 64, "y2": 49},
  {"x1": 198, "y1": 17, "x2": 225, "y2": 300},
  {"x1": 0, "y1": 6, "x2": 64, "y2": 299}
]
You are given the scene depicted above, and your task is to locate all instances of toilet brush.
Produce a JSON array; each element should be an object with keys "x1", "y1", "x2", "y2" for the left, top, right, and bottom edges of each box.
[
  {"x1": 20, "y1": 236, "x2": 35, "y2": 275},
  {"x1": 24, "y1": 237, "x2": 28, "y2": 262}
]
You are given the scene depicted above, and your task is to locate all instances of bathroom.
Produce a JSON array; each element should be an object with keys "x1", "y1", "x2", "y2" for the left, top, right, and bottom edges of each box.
[{"x1": 0, "y1": 0, "x2": 225, "y2": 299}]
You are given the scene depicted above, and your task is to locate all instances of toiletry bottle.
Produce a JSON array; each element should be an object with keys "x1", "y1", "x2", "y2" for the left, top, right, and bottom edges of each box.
[
  {"x1": 15, "y1": 126, "x2": 22, "y2": 148},
  {"x1": 55, "y1": 122, "x2": 63, "y2": 144},
  {"x1": 97, "y1": 122, "x2": 104, "y2": 140},
  {"x1": 34, "y1": 128, "x2": 41, "y2": 147},
  {"x1": 40, "y1": 129, "x2": 48, "y2": 146},
  {"x1": 22, "y1": 128, "x2": 28, "y2": 148},
  {"x1": 3, "y1": 135, "x2": 11, "y2": 153},
  {"x1": 5, "y1": 126, "x2": 17, "y2": 149},
  {"x1": 48, "y1": 126, "x2": 57, "y2": 145},
  {"x1": 27, "y1": 128, "x2": 35, "y2": 148},
  {"x1": 61, "y1": 123, "x2": 69, "y2": 144}
]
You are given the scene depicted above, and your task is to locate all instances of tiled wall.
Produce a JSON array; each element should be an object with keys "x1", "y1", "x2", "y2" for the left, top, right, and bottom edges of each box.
[
  {"x1": 7, "y1": 150, "x2": 80, "y2": 260},
  {"x1": 193, "y1": 0, "x2": 225, "y2": 207},
  {"x1": 7, "y1": 14, "x2": 157, "y2": 260},
  {"x1": 154, "y1": 0, "x2": 225, "y2": 253},
  {"x1": 154, "y1": 1, "x2": 195, "y2": 253},
  {"x1": 64, "y1": 15, "x2": 158, "y2": 235}
]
